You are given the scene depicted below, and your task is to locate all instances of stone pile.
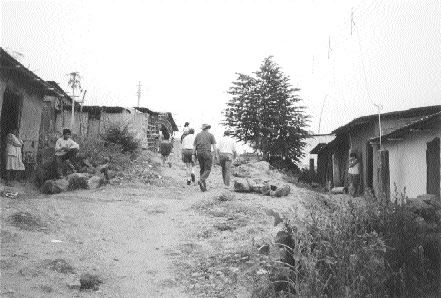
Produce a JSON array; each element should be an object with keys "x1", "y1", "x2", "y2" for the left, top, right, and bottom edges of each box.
[
  {"x1": 232, "y1": 161, "x2": 291, "y2": 197},
  {"x1": 40, "y1": 173, "x2": 105, "y2": 194}
]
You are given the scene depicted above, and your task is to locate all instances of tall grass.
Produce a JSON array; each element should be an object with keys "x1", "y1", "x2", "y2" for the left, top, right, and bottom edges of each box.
[{"x1": 255, "y1": 192, "x2": 440, "y2": 297}]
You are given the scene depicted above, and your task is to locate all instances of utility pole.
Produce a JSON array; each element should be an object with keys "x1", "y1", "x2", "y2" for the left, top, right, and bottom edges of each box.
[
  {"x1": 68, "y1": 72, "x2": 81, "y2": 129},
  {"x1": 137, "y1": 81, "x2": 142, "y2": 107}
]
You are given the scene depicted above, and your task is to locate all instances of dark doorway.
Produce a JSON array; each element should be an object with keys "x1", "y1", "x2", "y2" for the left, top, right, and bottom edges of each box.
[
  {"x1": 380, "y1": 150, "x2": 390, "y2": 200},
  {"x1": 0, "y1": 88, "x2": 22, "y2": 177},
  {"x1": 426, "y1": 137, "x2": 440, "y2": 197},
  {"x1": 366, "y1": 143, "x2": 374, "y2": 188}
]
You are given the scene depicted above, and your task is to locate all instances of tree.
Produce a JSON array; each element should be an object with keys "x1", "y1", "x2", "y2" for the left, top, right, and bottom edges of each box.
[{"x1": 223, "y1": 56, "x2": 309, "y2": 168}]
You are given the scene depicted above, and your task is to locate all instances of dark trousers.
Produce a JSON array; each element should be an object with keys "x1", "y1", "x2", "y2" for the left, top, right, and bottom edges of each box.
[
  {"x1": 219, "y1": 153, "x2": 233, "y2": 186},
  {"x1": 56, "y1": 148, "x2": 78, "y2": 177},
  {"x1": 197, "y1": 151, "x2": 213, "y2": 182}
]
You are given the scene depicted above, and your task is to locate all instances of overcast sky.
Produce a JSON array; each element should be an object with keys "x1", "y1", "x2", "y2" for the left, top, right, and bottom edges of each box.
[{"x1": 1, "y1": 0, "x2": 440, "y2": 138}]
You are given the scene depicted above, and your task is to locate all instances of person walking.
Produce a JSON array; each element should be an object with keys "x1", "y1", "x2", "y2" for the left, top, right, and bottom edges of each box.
[
  {"x1": 159, "y1": 126, "x2": 173, "y2": 167},
  {"x1": 193, "y1": 124, "x2": 217, "y2": 192},
  {"x1": 181, "y1": 122, "x2": 190, "y2": 142},
  {"x1": 5, "y1": 128, "x2": 25, "y2": 184},
  {"x1": 55, "y1": 129, "x2": 79, "y2": 178},
  {"x1": 181, "y1": 128, "x2": 196, "y2": 185},
  {"x1": 217, "y1": 131, "x2": 237, "y2": 189}
]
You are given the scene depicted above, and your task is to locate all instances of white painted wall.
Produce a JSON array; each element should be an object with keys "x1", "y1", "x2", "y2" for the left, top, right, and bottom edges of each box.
[
  {"x1": 384, "y1": 129, "x2": 441, "y2": 199},
  {"x1": 299, "y1": 134, "x2": 335, "y2": 169}
]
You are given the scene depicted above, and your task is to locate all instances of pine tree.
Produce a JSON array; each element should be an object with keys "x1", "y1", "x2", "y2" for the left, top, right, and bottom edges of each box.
[{"x1": 223, "y1": 56, "x2": 309, "y2": 168}]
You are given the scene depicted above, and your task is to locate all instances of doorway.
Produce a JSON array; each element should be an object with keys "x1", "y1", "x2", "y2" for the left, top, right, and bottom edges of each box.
[
  {"x1": 426, "y1": 137, "x2": 440, "y2": 197},
  {"x1": 366, "y1": 143, "x2": 374, "y2": 188},
  {"x1": 0, "y1": 88, "x2": 22, "y2": 177}
]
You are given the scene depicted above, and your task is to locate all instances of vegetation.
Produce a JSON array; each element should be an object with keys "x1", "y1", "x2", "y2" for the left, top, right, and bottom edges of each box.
[
  {"x1": 254, "y1": 192, "x2": 440, "y2": 297},
  {"x1": 223, "y1": 56, "x2": 309, "y2": 170},
  {"x1": 102, "y1": 123, "x2": 140, "y2": 153}
]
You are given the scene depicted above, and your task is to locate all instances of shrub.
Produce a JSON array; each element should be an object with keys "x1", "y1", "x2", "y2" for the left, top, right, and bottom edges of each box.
[{"x1": 102, "y1": 124, "x2": 140, "y2": 153}]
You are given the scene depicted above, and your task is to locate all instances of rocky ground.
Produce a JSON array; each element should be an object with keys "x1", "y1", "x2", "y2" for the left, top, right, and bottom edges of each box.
[{"x1": 1, "y1": 145, "x2": 342, "y2": 298}]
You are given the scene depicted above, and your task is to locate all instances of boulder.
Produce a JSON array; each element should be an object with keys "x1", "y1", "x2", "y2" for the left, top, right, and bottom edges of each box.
[
  {"x1": 232, "y1": 166, "x2": 252, "y2": 178},
  {"x1": 40, "y1": 179, "x2": 69, "y2": 194},
  {"x1": 234, "y1": 179, "x2": 251, "y2": 192},
  {"x1": 260, "y1": 183, "x2": 271, "y2": 196},
  {"x1": 247, "y1": 178, "x2": 266, "y2": 193},
  {"x1": 67, "y1": 173, "x2": 90, "y2": 190},
  {"x1": 274, "y1": 185, "x2": 290, "y2": 197},
  {"x1": 86, "y1": 176, "x2": 104, "y2": 189}
]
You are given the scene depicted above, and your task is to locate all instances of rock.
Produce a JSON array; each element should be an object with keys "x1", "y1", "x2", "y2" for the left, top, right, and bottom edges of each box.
[
  {"x1": 79, "y1": 273, "x2": 102, "y2": 291},
  {"x1": 250, "y1": 161, "x2": 270, "y2": 171},
  {"x1": 234, "y1": 179, "x2": 251, "y2": 192},
  {"x1": 261, "y1": 183, "x2": 271, "y2": 196},
  {"x1": 274, "y1": 185, "x2": 290, "y2": 197},
  {"x1": 218, "y1": 192, "x2": 235, "y2": 202},
  {"x1": 232, "y1": 166, "x2": 252, "y2": 178},
  {"x1": 331, "y1": 187, "x2": 346, "y2": 194},
  {"x1": 40, "y1": 178, "x2": 69, "y2": 194},
  {"x1": 87, "y1": 176, "x2": 104, "y2": 189},
  {"x1": 67, "y1": 173, "x2": 90, "y2": 190},
  {"x1": 247, "y1": 178, "x2": 266, "y2": 193},
  {"x1": 107, "y1": 170, "x2": 117, "y2": 180}
]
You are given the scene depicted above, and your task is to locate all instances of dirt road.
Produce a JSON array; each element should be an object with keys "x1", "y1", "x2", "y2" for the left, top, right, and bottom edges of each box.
[{"x1": 1, "y1": 150, "x2": 317, "y2": 297}]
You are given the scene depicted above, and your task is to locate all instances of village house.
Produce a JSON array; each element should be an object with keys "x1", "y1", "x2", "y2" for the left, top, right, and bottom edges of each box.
[
  {"x1": 299, "y1": 133, "x2": 335, "y2": 171},
  {"x1": 0, "y1": 48, "x2": 74, "y2": 178},
  {"x1": 370, "y1": 111, "x2": 440, "y2": 199},
  {"x1": 311, "y1": 105, "x2": 441, "y2": 199}
]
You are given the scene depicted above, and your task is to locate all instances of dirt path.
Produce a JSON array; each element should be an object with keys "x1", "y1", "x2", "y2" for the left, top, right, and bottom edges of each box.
[{"x1": 1, "y1": 148, "x2": 320, "y2": 297}]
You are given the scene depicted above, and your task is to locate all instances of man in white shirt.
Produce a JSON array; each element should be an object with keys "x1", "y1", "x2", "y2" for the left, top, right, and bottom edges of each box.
[
  {"x1": 55, "y1": 129, "x2": 80, "y2": 178},
  {"x1": 181, "y1": 128, "x2": 196, "y2": 185},
  {"x1": 217, "y1": 131, "x2": 237, "y2": 188}
]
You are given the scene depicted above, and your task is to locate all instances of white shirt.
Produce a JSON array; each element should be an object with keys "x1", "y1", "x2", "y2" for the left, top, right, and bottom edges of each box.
[
  {"x1": 181, "y1": 134, "x2": 196, "y2": 150},
  {"x1": 55, "y1": 137, "x2": 79, "y2": 156},
  {"x1": 348, "y1": 159, "x2": 360, "y2": 175},
  {"x1": 217, "y1": 136, "x2": 237, "y2": 155}
]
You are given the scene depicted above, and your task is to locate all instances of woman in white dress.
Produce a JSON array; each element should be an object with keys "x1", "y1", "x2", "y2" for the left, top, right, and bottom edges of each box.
[{"x1": 6, "y1": 128, "x2": 25, "y2": 183}]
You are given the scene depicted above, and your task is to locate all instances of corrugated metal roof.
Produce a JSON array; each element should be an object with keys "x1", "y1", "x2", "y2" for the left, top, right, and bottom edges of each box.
[
  {"x1": 370, "y1": 111, "x2": 441, "y2": 143},
  {"x1": 332, "y1": 105, "x2": 441, "y2": 135}
]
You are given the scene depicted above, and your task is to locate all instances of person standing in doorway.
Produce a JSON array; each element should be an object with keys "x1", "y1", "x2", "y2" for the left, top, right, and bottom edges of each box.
[
  {"x1": 181, "y1": 128, "x2": 196, "y2": 185},
  {"x1": 217, "y1": 131, "x2": 237, "y2": 189},
  {"x1": 348, "y1": 152, "x2": 360, "y2": 197},
  {"x1": 6, "y1": 128, "x2": 25, "y2": 184},
  {"x1": 193, "y1": 124, "x2": 217, "y2": 192},
  {"x1": 55, "y1": 129, "x2": 79, "y2": 178}
]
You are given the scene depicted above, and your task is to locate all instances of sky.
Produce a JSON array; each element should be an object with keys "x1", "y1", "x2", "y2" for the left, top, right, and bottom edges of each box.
[{"x1": 1, "y1": 0, "x2": 440, "y2": 140}]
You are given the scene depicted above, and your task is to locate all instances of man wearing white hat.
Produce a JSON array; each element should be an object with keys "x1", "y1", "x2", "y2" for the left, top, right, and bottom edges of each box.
[{"x1": 193, "y1": 124, "x2": 217, "y2": 192}]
